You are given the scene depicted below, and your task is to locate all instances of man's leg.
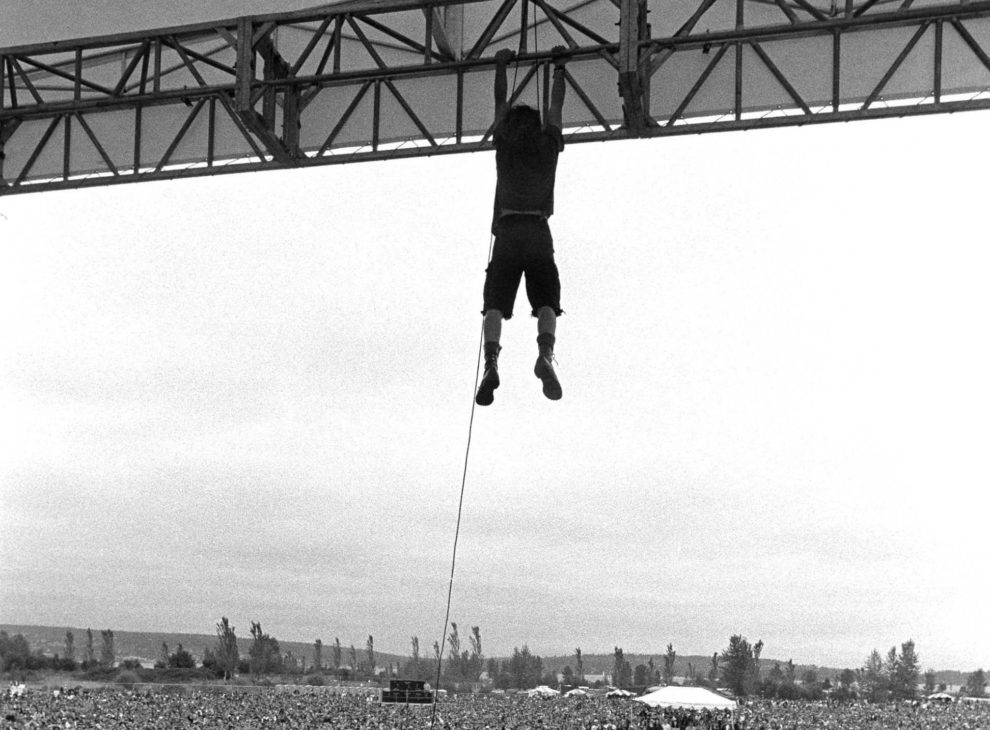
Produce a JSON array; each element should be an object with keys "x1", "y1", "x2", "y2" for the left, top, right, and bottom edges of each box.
[
  {"x1": 536, "y1": 306, "x2": 556, "y2": 337},
  {"x1": 479, "y1": 227, "x2": 523, "y2": 406},
  {"x1": 476, "y1": 309, "x2": 503, "y2": 406},
  {"x1": 522, "y1": 222, "x2": 562, "y2": 401},
  {"x1": 484, "y1": 308, "x2": 504, "y2": 344},
  {"x1": 534, "y1": 305, "x2": 562, "y2": 400}
]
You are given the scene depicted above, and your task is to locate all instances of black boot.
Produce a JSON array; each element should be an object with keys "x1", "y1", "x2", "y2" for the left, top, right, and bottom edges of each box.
[
  {"x1": 534, "y1": 333, "x2": 562, "y2": 400},
  {"x1": 475, "y1": 342, "x2": 501, "y2": 406}
]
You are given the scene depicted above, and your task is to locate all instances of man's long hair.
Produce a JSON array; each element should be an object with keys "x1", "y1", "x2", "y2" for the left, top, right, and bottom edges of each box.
[{"x1": 501, "y1": 104, "x2": 542, "y2": 154}]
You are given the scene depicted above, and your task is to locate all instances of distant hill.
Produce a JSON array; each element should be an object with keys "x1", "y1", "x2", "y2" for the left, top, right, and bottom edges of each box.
[
  {"x1": 0, "y1": 624, "x2": 407, "y2": 670},
  {"x1": 537, "y1": 653, "x2": 842, "y2": 682},
  {"x1": 530, "y1": 653, "x2": 967, "y2": 687},
  {"x1": 1, "y1": 625, "x2": 972, "y2": 686}
]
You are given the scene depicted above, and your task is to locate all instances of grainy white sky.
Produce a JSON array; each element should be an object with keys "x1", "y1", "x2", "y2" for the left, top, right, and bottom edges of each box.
[{"x1": 1, "y1": 1, "x2": 988, "y2": 673}]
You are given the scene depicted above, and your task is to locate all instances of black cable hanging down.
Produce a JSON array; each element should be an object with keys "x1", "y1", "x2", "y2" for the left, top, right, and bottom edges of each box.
[{"x1": 428, "y1": 234, "x2": 494, "y2": 730}]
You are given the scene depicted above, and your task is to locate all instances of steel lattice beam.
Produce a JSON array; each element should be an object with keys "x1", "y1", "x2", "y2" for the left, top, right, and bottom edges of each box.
[{"x1": 1, "y1": 0, "x2": 989, "y2": 195}]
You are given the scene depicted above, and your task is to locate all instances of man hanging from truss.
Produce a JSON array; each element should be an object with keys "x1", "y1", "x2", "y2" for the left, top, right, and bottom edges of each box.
[{"x1": 476, "y1": 46, "x2": 568, "y2": 407}]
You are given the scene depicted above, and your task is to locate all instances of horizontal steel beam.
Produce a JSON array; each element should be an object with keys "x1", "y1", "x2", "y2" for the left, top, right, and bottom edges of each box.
[
  {"x1": 5, "y1": 95, "x2": 988, "y2": 197},
  {"x1": 643, "y1": 0, "x2": 990, "y2": 50},
  {"x1": 2, "y1": 0, "x2": 989, "y2": 195},
  {"x1": 0, "y1": 0, "x2": 494, "y2": 57}
]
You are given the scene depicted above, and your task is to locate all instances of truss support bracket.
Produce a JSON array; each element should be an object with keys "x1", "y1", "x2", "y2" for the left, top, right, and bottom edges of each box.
[
  {"x1": 0, "y1": 118, "x2": 19, "y2": 144},
  {"x1": 618, "y1": 0, "x2": 651, "y2": 134},
  {"x1": 234, "y1": 17, "x2": 300, "y2": 164},
  {"x1": 0, "y1": 118, "x2": 19, "y2": 188},
  {"x1": 239, "y1": 109, "x2": 297, "y2": 166},
  {"x1": 425, "y1": 5, "x2": 461, "y2": 60},
  {"x1": 0, "y1": 117, "x2": 20, "y2": 165},
  {"x1": 235, "y1": 17, "x2": 255, "y2": 114}
]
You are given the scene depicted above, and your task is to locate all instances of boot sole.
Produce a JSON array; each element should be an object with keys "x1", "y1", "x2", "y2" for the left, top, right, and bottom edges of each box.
[
  {"x1": 475, "y1": 375, "x2": 499, "y2": 406},
  {"x1": 534, "y1": 360, "x2": 562, "y2": 401}
]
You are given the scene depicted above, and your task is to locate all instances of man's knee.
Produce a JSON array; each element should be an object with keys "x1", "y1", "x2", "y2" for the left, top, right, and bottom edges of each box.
[{"x1": 532, "y1": 304, "x2": 562, "y2": 319}]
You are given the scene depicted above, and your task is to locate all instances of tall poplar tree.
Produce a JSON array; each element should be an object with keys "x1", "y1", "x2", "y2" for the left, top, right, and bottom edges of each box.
[
  {"x1": 215, "y1": 617, "x2": 239, "y2": 680},
  {"x1": 64, "y1": 631, "x2": 75, "y2": 664},
  {"x1": 410, "y1": 636, "x2": 421, "y2": 679},
  {"x1": 332, "y1": 638, "x2": 342, "y2": 676},
  {"x1": 893, "y1": 640, "x2": 920, "y2": 699},
  {"x1": 248, "y1": 622, "x2": 281, "y2": 676},
  {"x1": 446, "y1": 623, "x2": 461, "y2": 680},
  {"x1": 663, "y1": 644, "x2": 677, "y2": 685},
  {"x1": 100, "y1": 629, "x2": 115, "y2": 669},
  {"x1": 84, "y1": 629, "x2": 95, "y2": 666},
  {"x1": 468, "y1": 626, "x2": 483, "y2": 680},
  {"x1": 862, "y1": 649, "x2": 887, "y2": 700}
]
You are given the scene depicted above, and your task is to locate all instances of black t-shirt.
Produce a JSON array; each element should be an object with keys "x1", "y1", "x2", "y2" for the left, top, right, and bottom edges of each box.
[{"x1": 491, "y1": 122, "x2": 564, "y2": 231}]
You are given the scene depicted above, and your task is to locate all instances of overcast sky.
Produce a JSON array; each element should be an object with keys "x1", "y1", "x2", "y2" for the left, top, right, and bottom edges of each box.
[{"x1": 2, "y1": 2, "x2": 989, "y2": 673}]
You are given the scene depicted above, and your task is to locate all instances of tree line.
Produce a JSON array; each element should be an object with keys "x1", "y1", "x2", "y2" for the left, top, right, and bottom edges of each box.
[
  {"x1": 0, "y1": 628, "x2": 116, "y2": 673},
  {"x1": 2, "y1": 625, "x2": 986, "y2": 700},
  {"x1": 609, "y1": 634, "x2": 986, "y2": 701}
]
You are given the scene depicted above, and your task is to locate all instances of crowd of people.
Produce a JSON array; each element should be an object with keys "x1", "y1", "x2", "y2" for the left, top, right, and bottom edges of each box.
[
  {"x1": 2, "y1": 686, "x2": 989, "y2": 730},
  {"x1": 731, "y1": 699, "x2": 990, "y2": 730},
  {"x1": 635, "y1": 699, "x2": 990, "y2": 730}
]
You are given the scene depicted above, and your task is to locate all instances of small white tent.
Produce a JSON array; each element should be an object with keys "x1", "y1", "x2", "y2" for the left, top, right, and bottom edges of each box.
[
  {"x1": 607, "y1": 689, "x2": 636, "y2": 698},
  {"x1": 635, "y1": 686, "x2": 737, "y2": 710},
  {"x1": 525, "y1": 685, "x2": 559, "y2": 697}
]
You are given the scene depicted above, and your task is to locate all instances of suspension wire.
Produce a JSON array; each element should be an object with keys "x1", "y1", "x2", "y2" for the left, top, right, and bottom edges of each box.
[
  {"x1": 510, "y1": 0, "x2": 527, "y2": 96},
  {"x1": 508, "y1": 4, "x2": 542, "y2": 110},
  {"x1": 428, "y1": 232, "x2": 496, "y2": 730},
  {"x1": 534, "y1": 5, "x2": 541, "y2": 116},
  {"x1": 511, "y1": 41, "x2": 521, "y2": 97}
]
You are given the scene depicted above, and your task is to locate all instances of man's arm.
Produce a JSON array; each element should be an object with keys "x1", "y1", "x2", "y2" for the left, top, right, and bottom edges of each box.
[
  {"x1": 494, "y1": 48, "x2": 515, "y2": 126},
  {"x1": 547, "y1": 46, "x2": 568, "y2": 130}
]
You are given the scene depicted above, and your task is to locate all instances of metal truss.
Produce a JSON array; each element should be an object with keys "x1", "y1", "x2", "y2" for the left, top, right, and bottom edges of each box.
[{"x1": 1, "y1": 0, "x2": 989, "y2": 195}]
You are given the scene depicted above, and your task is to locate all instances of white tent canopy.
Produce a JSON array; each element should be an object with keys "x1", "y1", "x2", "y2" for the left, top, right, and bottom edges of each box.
[
  {"x1": 525, "y1": 686, "x2": 559, "y2": 697},
  {"x1": 635, "y1": 686, "x2": 738, "y2": 710}
]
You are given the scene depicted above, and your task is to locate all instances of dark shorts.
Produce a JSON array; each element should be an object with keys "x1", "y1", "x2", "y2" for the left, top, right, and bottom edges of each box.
[{"x1": 482, "y1": 216, "x2": 562, "y2": 320}]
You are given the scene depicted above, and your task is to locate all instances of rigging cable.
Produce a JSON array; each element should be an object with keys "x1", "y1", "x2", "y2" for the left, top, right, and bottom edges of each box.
[
  {"x1": 428, "y1": 232, "x2": 496, "y2": 730},
  {"x1": 534, "y1": 5, "x2": 541, "y2": 116},
  {"x1": 508, "y1": 5, "x2": 541, "y2": 112}
]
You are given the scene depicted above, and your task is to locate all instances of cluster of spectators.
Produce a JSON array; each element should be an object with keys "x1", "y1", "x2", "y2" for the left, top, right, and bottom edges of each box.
[
  {"x1": 637, "y1": 705, "x2": 734, "y2": 730},
  {"x1": 635, "y1": 699, "x2": 990, "y2": 730},
  {"x1": 0, "y1": 689, "x2": 624, "y2": 729},
  {"x1": 2, "y1": 687, "x2": 989, "y2": 730},
  {"x1": 732, "y1": 699, "x2": 989, "y2": 730}
]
